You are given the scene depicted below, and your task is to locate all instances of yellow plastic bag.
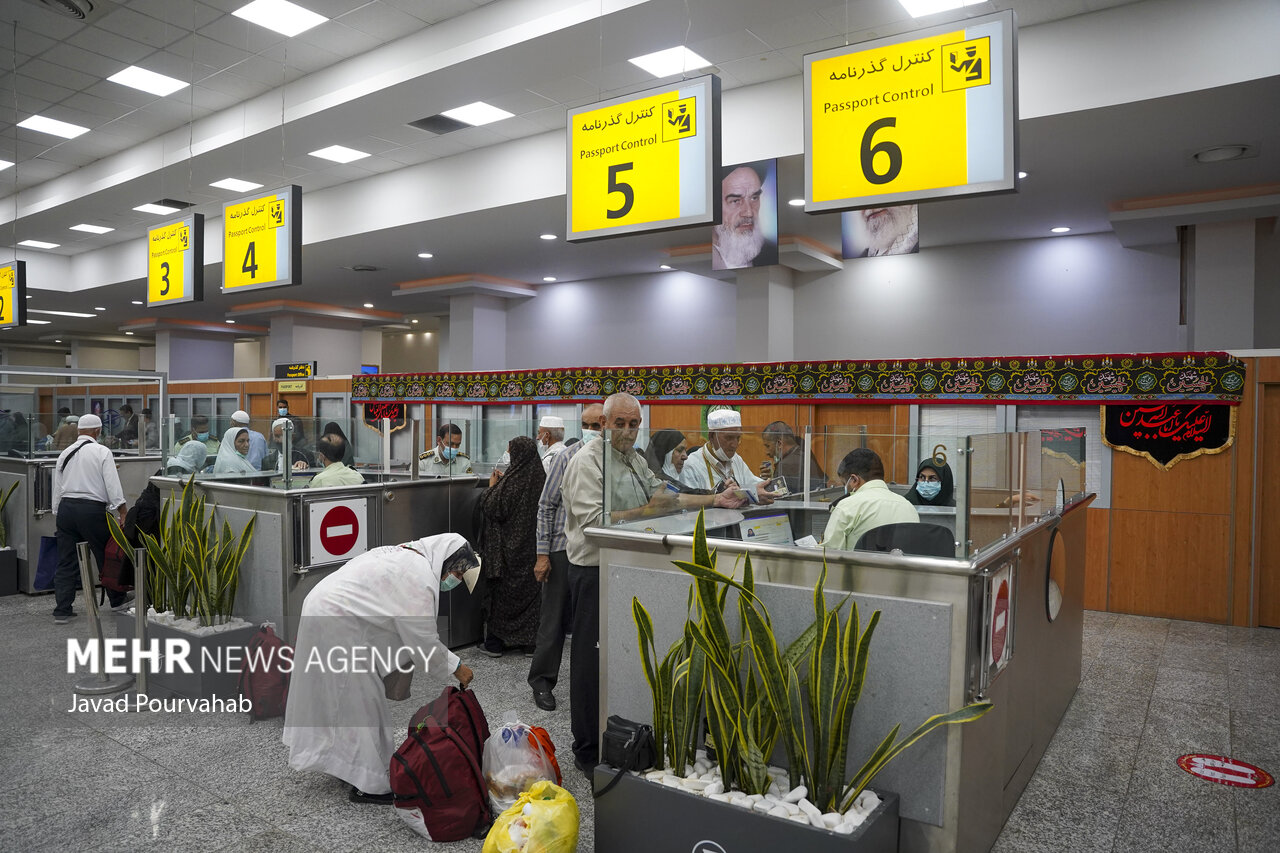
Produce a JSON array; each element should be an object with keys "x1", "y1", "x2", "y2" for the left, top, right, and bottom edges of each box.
[{"x1": 482, "y1": 781, "x2": 579, "y2": 853}]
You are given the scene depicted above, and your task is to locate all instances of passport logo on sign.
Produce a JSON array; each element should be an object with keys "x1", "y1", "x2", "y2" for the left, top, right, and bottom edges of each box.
[
  {"x1": 941, "y1": 36, "x2": 991, "y2": 91},
  {"x1": 662, "y1": 96, "x2": 697, "y2": 142}
]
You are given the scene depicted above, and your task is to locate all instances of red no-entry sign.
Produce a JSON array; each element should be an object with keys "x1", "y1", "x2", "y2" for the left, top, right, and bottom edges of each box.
[
  {"x1": 308, "y1": 498, "x2": 368, "y2": 564},
  {"x1": 1177, "y1": 754, "x2": 1274, "y2": 789},
  {"x1": 319, "y1": 505, "x2": 359, "y2": 555},
  {"x1": 991, "y1": 578, "x2": 1010, "y2": 664}
]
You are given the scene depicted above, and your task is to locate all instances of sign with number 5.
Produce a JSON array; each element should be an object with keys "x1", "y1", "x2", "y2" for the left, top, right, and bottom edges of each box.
[
  {"x1": 567, "y1": 75, "x2": 720, "y2": 242},
  {"x1": 804, "y1": 10, "x2": 1017, "y2": 213},
  {"x1": 147, "y1": 213, "x2": 203, "y2": 307},
  {"x1": 222, "y1": 185, "x2": 302, "y2": 293},
  {"x1": 0, "y1": 260, "x2": 26, "y2": 329}
]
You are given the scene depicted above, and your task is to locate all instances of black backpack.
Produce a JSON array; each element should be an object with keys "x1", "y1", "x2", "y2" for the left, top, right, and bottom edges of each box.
[{"x1": 100, "y1": 482, "x2": 163, "y2": 594}]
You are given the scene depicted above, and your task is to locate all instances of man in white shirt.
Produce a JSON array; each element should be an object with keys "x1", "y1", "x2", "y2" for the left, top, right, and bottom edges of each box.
[
  {"x1": 822, "y1": 448, "x2": 919, "y2": 551},
  {"x1": 680, "y1": 409, "x2": 776, "y2": 504},
  {"x1": 51, "y1": 414, "x2": 128, "y2": 624},
  {"x1": 537, "y1": 415, "x2": 567, "y2": 474}
]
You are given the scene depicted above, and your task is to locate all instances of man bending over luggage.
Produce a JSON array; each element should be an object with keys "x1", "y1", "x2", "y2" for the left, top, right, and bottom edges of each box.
[{"x1": 283, "y1": 533, "x2": 480, "y2": 803}]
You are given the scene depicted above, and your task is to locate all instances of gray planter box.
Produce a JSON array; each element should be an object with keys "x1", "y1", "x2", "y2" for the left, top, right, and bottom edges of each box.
[
  {"x1": 593, "y1": 768, "x2": 899, "y2": 853},
  {"x1": 113, "y1": 610, "x2": 257, "y2": 701},
  {"x1": 0, "y1": 548, "x2": 16, "y2": 596}
]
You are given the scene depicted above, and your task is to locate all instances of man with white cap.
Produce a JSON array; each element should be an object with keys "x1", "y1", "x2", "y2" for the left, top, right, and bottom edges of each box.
[
  {"x1": 283, "y1": 533, "x2": 480, "y2": 804},
  {"x1": 50, "y1": 413, "x2": 129, "y2": 623},
  {"x1": 230, "y1": 410, "x2": 267, "y2": 469},
  {"x1": 536, "y1": 415, "x2": 566, "y2": 473},
  {"x1": 680, "y1": 409, "x2": 777, "y2": 504},
  {"x1": 269, "y1": 417, "x2": 311, "y2": 471}
]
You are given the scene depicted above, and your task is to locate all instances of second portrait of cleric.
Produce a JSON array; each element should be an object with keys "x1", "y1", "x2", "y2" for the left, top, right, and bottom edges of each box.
[{"x1": 712, "y1": 159, "x2": 779, "y2": 270}]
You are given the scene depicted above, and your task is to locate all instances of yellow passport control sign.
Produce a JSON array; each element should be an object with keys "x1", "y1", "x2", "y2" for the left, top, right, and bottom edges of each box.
[
  {"x1": 567, "y1": 75, "x2": 719, "y2": 242},
  {"x1": 222, "y1": 185, "x2": 301, "y2": 293},
  {"x1": 0, "y1": 261, "x2": 24, "y2": 328},
  {"x1": 147, "y1": 215, "x2": 203, "y2": 306},
  {"x1": 804, "y1": 10, "x2": 1015, "y2": 212}
]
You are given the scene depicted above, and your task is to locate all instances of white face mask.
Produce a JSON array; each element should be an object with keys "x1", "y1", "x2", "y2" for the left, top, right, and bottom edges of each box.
[
  {"x1": 581, "y1": 428, "x2": 602, "y2": 443},
  {"x1": 709, "y1": 443, "x2": 733, "y2": 463}
]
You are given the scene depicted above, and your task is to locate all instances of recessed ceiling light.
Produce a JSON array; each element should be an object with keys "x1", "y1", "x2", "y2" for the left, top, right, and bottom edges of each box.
[
  {"x1": 411, "y1": 319, "x2": 419, "y2": 324},
  {"x1": 1051, "y1": 226, "x2": 1071, "y2": 234},
  {"x1": 18, "y1": 240, "x2": 60, "y2": 249},
  {"x1": 628, "y1": 46, "x2": 713, "y2": 78},
  {"x1": 17, "y1": 115, "x2": 89, "y2": 139},
  {"x1": 441, "y1": 102, "x2": 514, "y2": 127},
  {"x1": 226, "y1": 319, "x2": 236, "y2": 324},
  {"x1": 30, "y1": 309, "x2": 96, "y2": 318},
  {"x1": 70, "y1": 224, "x2": 114, "y2": 234},
  {"x1": 417, "y1": 252, "x2": 434, "y2": 259},
  {"x1": 232, "y1": 0, "x2": 328, "y2": 37},
  {"x1": 1192, "y1": 144, "x2": 1253, "y2": 163},
  {"x1": 27, "y1": 319, "x2": 51, "y2": 325},
  {"x1": 125, "y1": 331, "x2": 135, "y2": 335},
  {"x1": 132, "y1": 300, "x2": 143, "y2": 305},
  {"x1": 659, "y1": 264, "x2": 673, "y2": 270},
  {"x1": 309, "y1": 145, "x2": 370, "y2": 163},
  {"x1": 542, "y1": 276, "x2": 557, "y2": 282},
  {"x1": 0, "y1": 160, "x2": 13, "y2": 172},
  {"x1": 787, "y1": 198, "x2": 805, "y2": 207},
  {"x1": 1018, "y1": 171, "x2": 1028, "y2": 179},
  {"x1": 210, "y1": 178, "x2": 264, "y2": 192},
  {"x1": 134, "y1": 203, "x2": 180, "y2": 215},
  {"x1": 54, "y1": 339, "x2": 61, "y2": 343},
  {"x1": 897, "y1": 0, "x2": 986, "y2": 18},
  {"x1": 363, "y1": 302, "x2": 374, "y2": 308},
  {"x1": 94, "y1": 307, "x2": 106, "y2": 311},
  {"x1": 108, "y1": 66, "x2": 189, "y2": 97},
  {"x1": 540, "y1": 234, "x2": 557, "y2": 241}
]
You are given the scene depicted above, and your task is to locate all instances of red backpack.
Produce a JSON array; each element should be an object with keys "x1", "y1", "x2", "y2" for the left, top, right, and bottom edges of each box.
[
  {"x1": 99, "y1": 538, "x2": 134, "y2": 593},
  {"x1": 238, "y1": 625, "x2": 292, "y2": 721},
  {"x1": 392, "y1": 686, "x2": 492, "y2": 841}
]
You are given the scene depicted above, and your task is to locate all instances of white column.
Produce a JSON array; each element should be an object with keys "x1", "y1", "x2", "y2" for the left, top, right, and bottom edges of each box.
[
  {"x1": 447, "y1": 294, "x2": 507, "y2": 370},
  {"x1": 734, "y1": 265, "x2": 795, "y2": 363},
  {"x1": 1187, "y1": 220, "x2": 1256, "y2": 350}
]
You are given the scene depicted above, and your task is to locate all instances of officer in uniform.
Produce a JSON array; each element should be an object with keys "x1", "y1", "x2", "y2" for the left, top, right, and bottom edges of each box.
[{"x1": 418, "y1": 423, "x2": 473, "y2": 476}]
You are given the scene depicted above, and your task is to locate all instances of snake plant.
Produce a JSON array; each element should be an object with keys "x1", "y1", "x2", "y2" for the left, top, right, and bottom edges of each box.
[
  {"x1": 107, "y1": 474, "x2": 255, "y2": 626},
  {"x1": 634, "y1": 509, "x2": 994, "y2": 813},
  {"x1": 0, "y1": 480, "x2": 20, "y2": 547}
]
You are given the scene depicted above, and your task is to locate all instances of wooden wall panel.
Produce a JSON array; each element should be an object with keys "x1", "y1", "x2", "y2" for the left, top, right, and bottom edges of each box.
[
  {"x1": 647, "y1": 405, "x2": 704, "y2": 433},
  {"x1": 1230, "y1": 357, "x2": 1258, "y2": 626},
  {"x1": 1109, "y1": 446, "x2": 1233, "y2": 515},
  {"x1": 813, "y1": 404, "x2": 912, "y2": 485},
  {"x1": 1258, "y1": 384, "x2": 1280, "y2": 628},
  {"x1": 1108, "y1": 509, "x2": 1231, "y2": 622},
  {"x1": 1084, "y1": 506, "x2": 1110, "y2": 611}
]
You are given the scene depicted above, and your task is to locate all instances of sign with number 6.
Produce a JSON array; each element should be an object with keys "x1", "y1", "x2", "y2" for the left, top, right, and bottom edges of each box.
[{"x1": 804, "y1": 10, "x2": 1017, "y2": 213}]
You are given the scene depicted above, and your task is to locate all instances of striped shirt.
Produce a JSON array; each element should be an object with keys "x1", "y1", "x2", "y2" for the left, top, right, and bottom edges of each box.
[{"x1": 536, "y1": 440, "x2": 587, "y2": 555}]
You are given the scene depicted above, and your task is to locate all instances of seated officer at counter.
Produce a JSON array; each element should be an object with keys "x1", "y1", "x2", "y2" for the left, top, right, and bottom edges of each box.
[
  {"x1": 561, "y1": 393, "x2": 746, "y2": 776},
  {"x1": 170, "y1": 414, "x2": 221, "y2": 459},
  {"x1": 822, "y1": 448, "x2": 918, "y2": 551},
  {"x1": 681, "y1": 409, "x2": 776, "y2": 503},
  {"x1": 309, "y1": 434, "x2": 364, "y2": 488},
  {"x1": 418, "y1": 423, "x2": 473, "y2": 476},
  {"x1": 265, "y1": 418, "x2": 312, "y2": 471},
  {"x1": 761, "y1": 420, "x2": 827, "y2": 492}
]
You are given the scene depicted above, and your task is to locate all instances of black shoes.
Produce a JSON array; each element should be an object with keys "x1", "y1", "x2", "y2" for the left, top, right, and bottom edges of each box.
[
  {"x1": 533, "y1": 690, "x2": 556, "y2": 711},
  {"x1": 573, "y1": 756, "x2": 596, "y2": 778},
  {"x1": 349, "y1": 787, "x2": 395, "y2": 805},
  {"x1": 479, "y1": 638, "x2": 504, "y2": 658}
]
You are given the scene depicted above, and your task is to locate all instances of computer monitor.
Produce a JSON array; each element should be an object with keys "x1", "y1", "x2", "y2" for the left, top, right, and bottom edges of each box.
[{"x1": 738, "y1": 513, "x2": 794, "y2": 546}]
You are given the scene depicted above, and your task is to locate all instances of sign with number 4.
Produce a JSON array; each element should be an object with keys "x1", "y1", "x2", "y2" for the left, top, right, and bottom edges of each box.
[{"x1": 221, "y1": 185, "x2": 302, "y2": 293}]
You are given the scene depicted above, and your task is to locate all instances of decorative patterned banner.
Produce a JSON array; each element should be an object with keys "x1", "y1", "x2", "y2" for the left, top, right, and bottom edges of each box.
[
  {"x1": 351, "y1": 352, "x2": 1245, "y2": 406},
  {"x1": 1102, "y1": 403, "x2": 1236, "y2": 469}
]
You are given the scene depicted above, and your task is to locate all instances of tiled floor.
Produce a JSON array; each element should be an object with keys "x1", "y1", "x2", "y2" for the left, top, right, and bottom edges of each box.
[{"x1": 2, "y1": 592, "x2": 1278, "y2": 852}]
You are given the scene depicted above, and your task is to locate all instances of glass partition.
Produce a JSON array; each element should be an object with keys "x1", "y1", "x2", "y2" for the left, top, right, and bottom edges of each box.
[{"x1": 0, "y1": 376, "x2": 163, "y2": 457}]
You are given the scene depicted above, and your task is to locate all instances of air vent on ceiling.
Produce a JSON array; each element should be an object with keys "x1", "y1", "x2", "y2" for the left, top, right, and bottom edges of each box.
[
  {"x1": 408, "y1": 115, "x2": 471, "y2": 135},
  {"x1": 343, "y1": 265, "x2": 380, "y2": 272},
  {"x1": 36, "y1": 0, "x2": 94, "y2": 19}
]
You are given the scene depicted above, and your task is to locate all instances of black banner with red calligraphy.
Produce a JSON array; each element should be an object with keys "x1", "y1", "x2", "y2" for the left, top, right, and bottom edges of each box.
[
  {"x1": 362, "y1": 401, "x2": 407, "y2": 434},
  {"x1": 1102, "y1": 404, "x2": 1235, "y2": 470},
  {"x1": 1041, "y1": 427, "x2": 1087, "y2": 466}
]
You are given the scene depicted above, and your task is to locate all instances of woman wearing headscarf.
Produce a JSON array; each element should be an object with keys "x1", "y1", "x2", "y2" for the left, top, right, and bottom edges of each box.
[
  {"x1": 213, "y1": 426, "x2": 258, "y2": 475},
  {"x1": 283, "y1": 533, "x2": 480, "y2": 803},
  {"x1": 166, "y1": 440, "x2": 209, "y2": 476},
  {"x1": 644, "y1": 429, "x2": 691, "y2": 487},
  {"x1": 476, "y1": 435, "x2": 546, "y2": 657},
  {"x1": 322, "y1": 421, "x2": 356, "y2": 468},
  {"x1": 904, "y1": 457, "x2": 956, "y2": 507}
]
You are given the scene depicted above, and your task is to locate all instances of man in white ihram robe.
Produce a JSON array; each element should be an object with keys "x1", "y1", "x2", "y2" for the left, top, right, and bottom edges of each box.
[{"x1": 282, "y1": 533, "x2": 480, "y2": 802}]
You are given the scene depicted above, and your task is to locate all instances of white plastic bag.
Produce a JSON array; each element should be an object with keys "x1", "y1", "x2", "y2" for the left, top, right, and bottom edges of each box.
[{"x1": 483, "y1": 712, "x2": 561, "y2": 812}]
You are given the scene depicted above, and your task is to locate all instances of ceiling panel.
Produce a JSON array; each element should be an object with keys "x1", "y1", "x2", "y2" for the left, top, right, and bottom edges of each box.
[
  {"x1": 689, "y1": 30, "x2": 773, "y2": 65},
  {"x1": 123, "y1": 0, "x2": 228, "y2": 30},
  {"x1": 200, "y1": 14, "x2": 288, "y2": 55},
  {"x1": 96, "y1": 7, "x2": 189, "y2": 50},
  {"x1": 8, "y1": 30, "x2": 59, "y2": 59},
  {"x1": 336, "y1": 4, "x2": 434, "y2": 41},
  {"x1": 38, "y1": 43, "x2": 125, "y2": 80},
  {"x1": 293, "y1": 21, "x2": 384, "y2": 57},
  {"x1": 19, "y1": 58, "x2": 100, "y2": 93},
  {"x1": 167, "y1": 33, "x2": 254, "y2": 71},
  {"x1": 8, "y1": 5, "x2": 85, "y2": 41},
  {"x1": 64, "y1": 28, "x2": 158, "y2": 66},
  {"x1": 12, "y1": 75, "x2": 77, "y2": 107},
  {"x1": 717, "y1": 52, "x2": 802, "y2": 87}
]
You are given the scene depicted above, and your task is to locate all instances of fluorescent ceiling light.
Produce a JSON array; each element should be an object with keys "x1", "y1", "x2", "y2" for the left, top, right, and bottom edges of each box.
[
  {"x1": 19, "y1": 239, "x2": 60, "y2": 249},
  {"x1": 132, "y1": 300, "x2": 143, "y2": 305},
  {"x1": 897, "y1": 0, "x2": 986, "y2": 18},
  {"x1": 1051, "y1": 227, "x2": 1071, "y2": 233},
  {"x1": 17, "y1": 115, "x2": 89, "y2": 139},
  {"x1": 70, "y1": 224, "x2": 114, "y2": 234},
  {"x1": 134, "y1": 203, "x2": 180, "y2": 215},
  {"x1": 210, "y1": 178, "x2": 264, "y2": 192},
  {"x1": 441, "y1": 102, "x2": 514, "y2": 127},
  {"x1": 362, "y1": 302, "x2": 374, "y2": 308},
  {"x1": 0, "y1": 160, "x2": 12, "y2": 171},
  {"x1": 125, "y1": 331, "x2": 135, "y2": 335},
  {"x1": 309, "y1": 145, "x2": 370, "y2": 163},
  {"x1": 226, "y1": 320, "x2": 236, "y2": 324},
  {"x1": 417, "y1": 252, "x2": 434, "y2": 259},
  {"x1": 30, "y1": 309, "x2": 96, "y2": 318},
  {"x1": 628, "y1": 46, "x2": 712, "y2": 79},
  {"x1": 94, "y1": 307, "x2": 107, "y2": 311},
  {"x1": 108, "y1": 66, "x2": 189, "y2": 97},
  {"x1": 232, "y1": 0, "x2": 328, "y2": 37},
  {"x1": 27, "y1": 319, "x2": 52, "y2": 325},
  {"x1": 542, "y1": 276, "x2": 557, "y2": 282}
]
